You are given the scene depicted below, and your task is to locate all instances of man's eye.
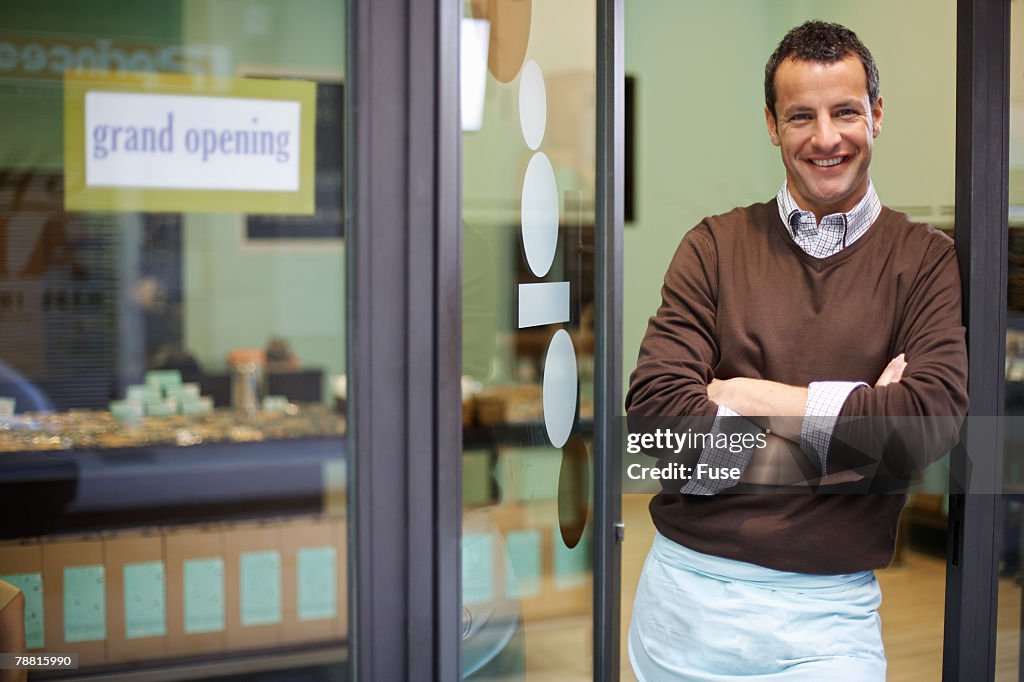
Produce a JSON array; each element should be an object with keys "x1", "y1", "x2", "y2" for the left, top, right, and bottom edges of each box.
[
  {"x1": 790, "y1": 113, "x2": 812, "y2": 121},
  {"x1": 838, "y1": 109, "x2": 859, "y2": 117}
]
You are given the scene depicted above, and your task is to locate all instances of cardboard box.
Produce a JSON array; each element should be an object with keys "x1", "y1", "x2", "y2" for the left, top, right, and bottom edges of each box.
[
  {"x1": 472, "y1": 504, "x2": 591, "y2": 622},
  {"x1": 104, "y1": 529, "x2": 167, "y2": 663},
  {"x1": 223, "y1": 520, "x2": 283, "y2": 650},
  {"x1": 280, "y1": 516, "x2": 342, "y2": 644},
  {"x1": 0, "y1": 539, "x2": 44, "y2": 653},
  {"x1": 41, "y1": 535, "x2": 107, "y2": 667},
  {"x1": 164, "y1": 525, "x2": 225, "y2": 656},
  {"x1": 329, "y1": 516, "x2": 348, "y2": 640}
]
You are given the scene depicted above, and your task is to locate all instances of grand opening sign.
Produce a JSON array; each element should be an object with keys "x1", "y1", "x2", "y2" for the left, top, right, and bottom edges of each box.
[
  {"x1": 86, "y1": 92, "x2": 299, "y2": 190},
  {"x1": 64, "y1": 71, "x2": 316, "y2": 214}
]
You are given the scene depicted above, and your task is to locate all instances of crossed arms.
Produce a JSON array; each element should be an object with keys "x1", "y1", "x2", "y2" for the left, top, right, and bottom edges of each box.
[
  {"x1": 709, "y1": 355, "x2": 906, "y2": 486},
  {"x1": 626, "y1": 219, "x2": 969, "y2": 490}
]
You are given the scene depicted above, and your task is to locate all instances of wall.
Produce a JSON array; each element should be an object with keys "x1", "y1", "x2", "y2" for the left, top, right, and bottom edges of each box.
[
  {"x1": 181, "y1": 0, "x2": 346, "y2": 394},
  {"x1": 1013, "y1": 0, "x2": 1024, "y2": 208},
  {"x1": 0, "y1": 0, "x2": 183, "y2": 170}
]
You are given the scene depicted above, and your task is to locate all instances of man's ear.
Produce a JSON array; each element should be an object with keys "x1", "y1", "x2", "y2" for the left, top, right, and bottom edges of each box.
[
  {"x1": 871, "y1": 96, "x2": 883, "y2": 138},
  {"x1": 765, "y1": 106, "x2": 781, "y2": 146}
]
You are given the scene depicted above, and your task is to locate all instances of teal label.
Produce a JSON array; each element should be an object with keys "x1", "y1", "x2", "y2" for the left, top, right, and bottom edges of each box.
[
  {"x1": 240, "y1": 551, "x2": 282, "y2": 626},
  {"x1": 2, "y1": 573, "x2": 44, "y2": 648},
  {"x1": 505, "y1": 530, "x2": 541, "y2": 598},
  {"x1": 296, "y1": 546, "x2": 336, "y2": 621},
  {"x1": 64, "y1": 565, "x2": 106, "y2": 642},
  {"x1": 461, "y1": 533, "x2": 493, "y2": 605},
  {"x1": 124, "y1": 561, "x2": 167, "y2": 639},
  {"x1": 183, "y1": 558, "x2": 225, "y2": 634}
]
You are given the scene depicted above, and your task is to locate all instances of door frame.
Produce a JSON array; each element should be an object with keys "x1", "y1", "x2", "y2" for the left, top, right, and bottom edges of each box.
[
  {"x1": 944, "y1": 0, "x2": 1010, "y2": 679},
  {"x1": 347, "y1": 0, "x2": 462, "y2": 679},
  {"x1": 595, "y1": 0, "x2": 626, "y2": 679}
]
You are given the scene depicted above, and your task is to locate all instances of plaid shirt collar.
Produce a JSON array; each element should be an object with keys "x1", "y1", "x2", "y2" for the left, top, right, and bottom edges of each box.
[{"x1": 776, "y1": 181, "x2": 881, "y2": 259}]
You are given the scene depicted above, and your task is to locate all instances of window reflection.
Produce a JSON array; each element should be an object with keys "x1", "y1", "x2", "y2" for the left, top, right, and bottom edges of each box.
[{"x1": 0, "y1": 1, "x2": 349, "y2": 676}]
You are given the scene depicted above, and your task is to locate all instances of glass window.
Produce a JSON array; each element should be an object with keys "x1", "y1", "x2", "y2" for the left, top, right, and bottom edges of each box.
[{"x1": 0, "y1": 1, "x2": 349, "y2": 678}]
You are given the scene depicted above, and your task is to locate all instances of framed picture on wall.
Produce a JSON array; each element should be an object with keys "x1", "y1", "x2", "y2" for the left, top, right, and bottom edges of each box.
[{"x1": 238, "y1": 68, "x2": 344, "y2": 245}]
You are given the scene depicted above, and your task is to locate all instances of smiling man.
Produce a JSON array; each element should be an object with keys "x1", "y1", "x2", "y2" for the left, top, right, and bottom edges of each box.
[
  {"x1": 626, "y1": 21, "x2": 968, "y2": 681},
  {"x1": 767, "y1": 50, "x2": 882, "y2": 221}
]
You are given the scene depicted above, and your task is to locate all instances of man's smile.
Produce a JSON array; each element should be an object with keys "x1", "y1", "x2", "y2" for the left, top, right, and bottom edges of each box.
[{"x1": 808, "y1": 156, "x2": 848, "y2": 168}]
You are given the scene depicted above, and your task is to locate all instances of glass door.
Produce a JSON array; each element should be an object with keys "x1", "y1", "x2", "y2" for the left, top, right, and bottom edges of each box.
[
  {"x1": 460, "y1": 1, "x2": 604, "y2": 678},
  {"x1": 618, "y1": 2, "x2": 984, "y2": 681}
]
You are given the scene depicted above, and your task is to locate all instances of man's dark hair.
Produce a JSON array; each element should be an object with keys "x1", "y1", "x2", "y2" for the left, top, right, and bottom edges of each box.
[{"x1": 764, "y1": 21, "x2": 879, "y2": 120}]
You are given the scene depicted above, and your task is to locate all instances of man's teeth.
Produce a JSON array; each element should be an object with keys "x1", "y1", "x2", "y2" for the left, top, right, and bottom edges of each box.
[{"x1": 811, "y1": 157, "x2": 843, "y2": 167}]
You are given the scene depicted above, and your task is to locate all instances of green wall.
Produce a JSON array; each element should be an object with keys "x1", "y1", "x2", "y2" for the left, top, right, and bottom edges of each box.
[
  {"x1": 181, "y1": 0, "x2": 347, "y2": 396},
  {"x1": 0, "y1": 0, "x2": 183, "y2": 169}
]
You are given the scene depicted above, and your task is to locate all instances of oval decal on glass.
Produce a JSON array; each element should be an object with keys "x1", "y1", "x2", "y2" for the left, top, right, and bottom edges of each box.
[
  {"x1": 520, "y1": 152, "x2": 559, "y2": 278},
  {"x1": 518, "y1": 60, "x2": 546, "y2": 150},
  {"x1": 557, "y1": 434, "x2": 591, "y2": 549},
  {"x1": 542, "y1": 328, "x2": 578, "y2": 448}
]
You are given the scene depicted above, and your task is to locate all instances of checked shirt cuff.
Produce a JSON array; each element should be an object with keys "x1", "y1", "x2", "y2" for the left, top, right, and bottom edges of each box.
[
  {"x1": 680, "y1": 404, "x2": 762, "y2": 495},
  {"x1": 800, "y1": 381, "x2": 868, "y2": 474}
]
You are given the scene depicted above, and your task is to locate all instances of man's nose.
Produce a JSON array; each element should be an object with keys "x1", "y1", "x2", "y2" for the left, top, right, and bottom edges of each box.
[{"x1": 811, "y1": 117, "x2": 842, "y2": 150}]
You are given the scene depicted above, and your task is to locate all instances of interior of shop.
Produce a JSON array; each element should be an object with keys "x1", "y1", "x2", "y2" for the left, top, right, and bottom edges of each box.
[{"x1": 0, "y1": 1, "x2": 349, "y2": 679}]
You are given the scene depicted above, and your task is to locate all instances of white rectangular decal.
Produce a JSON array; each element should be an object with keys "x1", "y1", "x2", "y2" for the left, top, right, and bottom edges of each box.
[
  {"x1": 518, "y1": 281, "x2": 570, "y2": 328},
  {"x1": 84, "y1": 91, "x2": 300, "y2": 192}
]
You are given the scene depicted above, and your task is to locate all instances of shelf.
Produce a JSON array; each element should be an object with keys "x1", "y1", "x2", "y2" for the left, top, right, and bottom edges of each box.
[{"x1": 0, "y1": 436, "x2": 345, "y2": 539}]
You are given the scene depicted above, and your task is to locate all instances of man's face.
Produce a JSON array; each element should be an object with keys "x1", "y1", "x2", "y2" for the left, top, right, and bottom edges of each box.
[{"x1": 765, "y1": 55, "x2": 883, "y2": 220}]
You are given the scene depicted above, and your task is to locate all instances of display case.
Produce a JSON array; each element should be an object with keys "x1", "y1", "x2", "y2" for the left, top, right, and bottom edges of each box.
[{"x1": 0, "y1": 395, "x2": 348, "y2": 680}]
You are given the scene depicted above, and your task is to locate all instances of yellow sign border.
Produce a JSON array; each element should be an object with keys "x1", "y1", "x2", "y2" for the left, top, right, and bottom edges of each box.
[{"x1": 64, "y1": 71, "x2": 316, "y2": 215}]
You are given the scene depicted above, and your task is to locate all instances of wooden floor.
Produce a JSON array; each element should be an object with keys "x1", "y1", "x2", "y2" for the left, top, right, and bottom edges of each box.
[{"x1": 515, "y1": 495, "x2": 1024, "y2": 681}]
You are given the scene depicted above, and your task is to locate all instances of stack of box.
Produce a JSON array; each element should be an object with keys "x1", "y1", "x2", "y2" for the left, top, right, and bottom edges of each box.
[
  {"x1": 0, "y1": 514, "x2": 347, "y2": 669},
  {"x1": 109, "y1": 370, "x2": 214, "y2": 421}
]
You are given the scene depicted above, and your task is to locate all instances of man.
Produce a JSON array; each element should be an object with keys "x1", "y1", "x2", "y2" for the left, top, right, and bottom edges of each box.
[{"x1": 626, "y1": 21, "x2": 968, "y2": 680}]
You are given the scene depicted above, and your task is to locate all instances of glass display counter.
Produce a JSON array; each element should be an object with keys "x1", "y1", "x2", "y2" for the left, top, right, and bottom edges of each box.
[{"x1": 0, "y1": 401, "x2": 347, "y2": 680}]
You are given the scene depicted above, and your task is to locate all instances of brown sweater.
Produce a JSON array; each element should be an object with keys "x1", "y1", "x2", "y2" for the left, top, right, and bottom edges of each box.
[{"x1": 626, "y1": 199, "x2": 968, "y2": 574}]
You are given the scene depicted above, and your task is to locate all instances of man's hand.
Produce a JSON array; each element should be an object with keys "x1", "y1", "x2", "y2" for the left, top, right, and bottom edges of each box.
[
  {"x1": 875, "y1": 353, "x2": 906, "y2": 387},
  {"x1": 740, "y1": 433, "x2": 818, "y2": 486},
  {"x1": 707, "y1": 377, "x2": 806, "y2": 441}
]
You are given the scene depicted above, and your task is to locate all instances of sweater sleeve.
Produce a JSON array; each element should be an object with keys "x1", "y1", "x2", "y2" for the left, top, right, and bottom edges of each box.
[
  {"x1": 626, "y1": 223, "x2": 728, "y2": 478},
  {"x1": 627, "y1": 223, "x2": 719, "y2": 420},
  {"x1": 679, "y1": 404, "x2": 765, "y2": 494},
  {"x1": 829, "y1": 236, "x2": 968, "y2": 477}
]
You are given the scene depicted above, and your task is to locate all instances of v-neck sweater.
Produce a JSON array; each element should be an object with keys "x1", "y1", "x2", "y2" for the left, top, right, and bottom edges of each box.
[{"x1": 627, "y1": 199, "x2": 968, "y2": 573}]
